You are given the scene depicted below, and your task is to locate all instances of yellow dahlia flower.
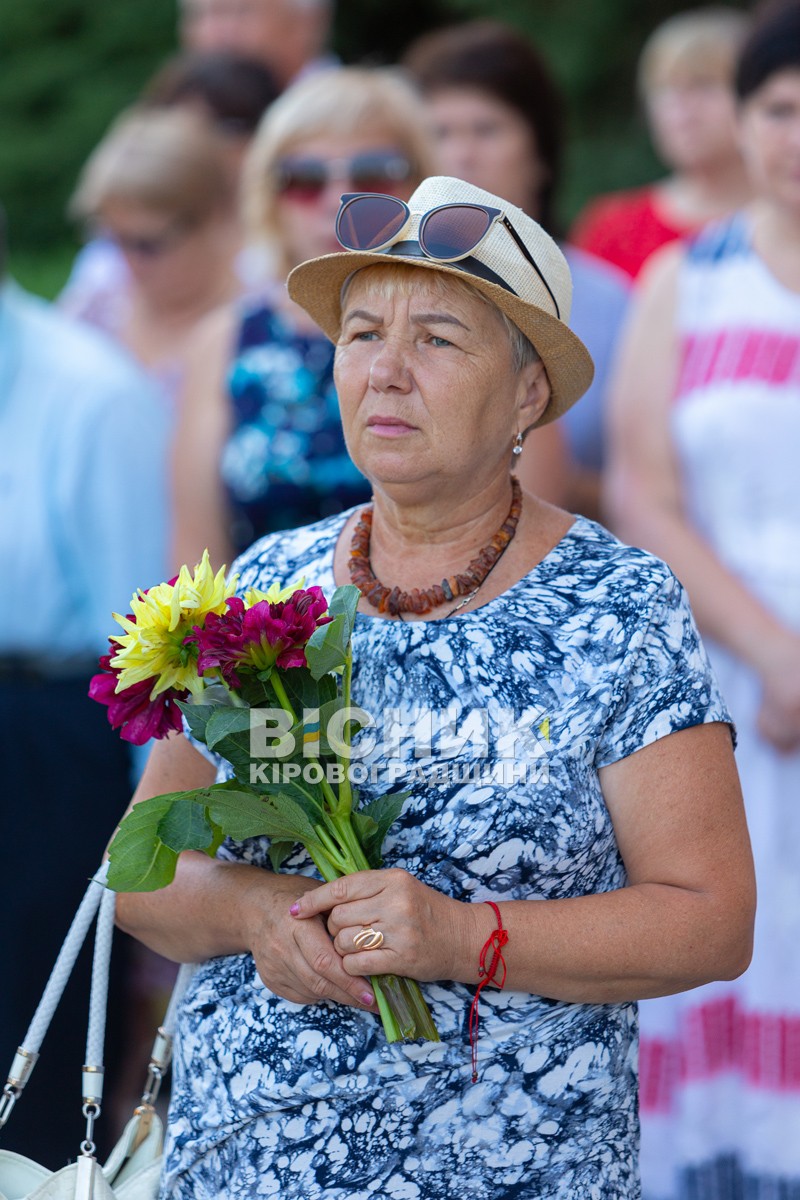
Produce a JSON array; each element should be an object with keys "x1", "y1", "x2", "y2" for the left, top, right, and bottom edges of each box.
[
  {"x1": 241, "y1": 577, "x2": 305, "y2": 607},
  {"x1": 110, "y1": 551, "x2": 237, "y2": 698}
]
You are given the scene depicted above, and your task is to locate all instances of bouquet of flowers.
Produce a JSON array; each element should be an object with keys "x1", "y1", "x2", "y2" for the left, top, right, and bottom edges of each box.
[{"x1": 90, "y1": 552, "x2": 438, "y2": 1044}]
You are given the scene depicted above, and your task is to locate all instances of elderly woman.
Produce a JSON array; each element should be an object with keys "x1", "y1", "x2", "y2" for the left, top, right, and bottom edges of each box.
[{"x1": 117, "y1": 176, "x2": 754, "y2": 1199}]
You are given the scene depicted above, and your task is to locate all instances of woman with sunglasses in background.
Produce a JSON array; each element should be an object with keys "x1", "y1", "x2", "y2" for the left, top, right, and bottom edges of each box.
[
  {"x1": 114, "y1": 175, "x2": 754, "y2": 1199},
  {"x1": 61, "y1": 51, "x2": 280, "y2": 325},
  {"x1": 68, "y1": 105, "x2": 243, "y2": 412},
  {"x1": 171, "y1": 67, "x2": 435, "y2": 570}
]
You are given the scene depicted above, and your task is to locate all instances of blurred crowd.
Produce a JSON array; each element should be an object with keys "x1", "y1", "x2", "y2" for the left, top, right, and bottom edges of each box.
[{"x1": 1, "y1": 1, "x2": 799, "y2": 1197}]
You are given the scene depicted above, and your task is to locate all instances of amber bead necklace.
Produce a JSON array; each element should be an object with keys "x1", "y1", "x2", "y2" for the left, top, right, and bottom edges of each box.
[{"x1": 348, "y1": 476, "x2": 523, "y2": 619}]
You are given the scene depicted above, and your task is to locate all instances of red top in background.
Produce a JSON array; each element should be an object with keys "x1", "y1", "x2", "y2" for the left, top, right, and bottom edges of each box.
[{"x1": 569, "y1": 185, "x2": 697, "y2": 280}]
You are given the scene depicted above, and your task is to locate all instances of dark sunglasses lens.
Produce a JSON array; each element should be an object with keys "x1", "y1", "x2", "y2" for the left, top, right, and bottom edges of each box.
[
  {"x1": 349, "y1": 153, "x2": 411, "y2": 194},
  {"x1": 420, "y1": 205, "x2": 493, "y2": 260},
  {"x1": 122, "y1": 237, "x2": 162, "y2": 257},
  {"x1": 336, "y1": 195, "x2": 408, "y2": 251},
  {"x1": 275, "y1": 159, "x2": 327, "y2": 198}
]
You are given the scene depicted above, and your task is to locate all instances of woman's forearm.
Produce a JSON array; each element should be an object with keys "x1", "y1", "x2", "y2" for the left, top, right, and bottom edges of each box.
[
  {"x1": 115, "y1": 851, "x2": 268, "y2": 962},
  {"x1": 456, "y1": 881, "x2": 753, "y2": 1006},
  {"x1": 110, "y1": 733, "x2": 305, "y2": 964},
  {"x1": 309, "y1": 724, "x2": 755, "y2": 1004}
]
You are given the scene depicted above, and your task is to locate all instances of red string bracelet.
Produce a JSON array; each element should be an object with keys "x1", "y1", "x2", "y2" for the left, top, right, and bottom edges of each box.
[{"x1": 468, "y1": 900, "x2": 509, "y2": 1083}]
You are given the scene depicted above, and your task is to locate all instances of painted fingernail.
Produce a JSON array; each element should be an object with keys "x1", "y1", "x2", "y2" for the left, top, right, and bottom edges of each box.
[
  {"x1": 361, "y1": 991, "x2": 375, "y2": 1006},
  {"x1": 289, "y1": 902, "x2": 300, "y2": 916}
]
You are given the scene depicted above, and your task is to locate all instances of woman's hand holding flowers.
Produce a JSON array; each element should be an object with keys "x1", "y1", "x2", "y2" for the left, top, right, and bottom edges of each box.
[
  {"x1": 290, "y1": 868, "x2": 488, "y2": 986},
  {"x1": 239, "y1": 869, "x2": 378, "y2": 1011}
]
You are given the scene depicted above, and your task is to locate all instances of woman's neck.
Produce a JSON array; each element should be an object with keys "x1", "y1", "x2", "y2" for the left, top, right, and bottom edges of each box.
[
  {"x1": 657, "y1": 160, "x2": 753, "y2": 226},
  {"x1": 366, "y1": 477, "x2": 517, "y2": 591},
  {"x1": 748, "y1": 199, "x2": 800, "y2": 293},
  {"x1": 336, "y1": 476, "x2": 573, "y2": 621},
  {"x1": 124, "y1": 275, "x2": 239, "y2": 372}
]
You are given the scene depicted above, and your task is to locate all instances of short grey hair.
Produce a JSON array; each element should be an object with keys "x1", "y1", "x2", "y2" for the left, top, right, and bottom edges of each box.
[{"x1": 496, "y1": 308, "x2": 540, "y2": 373}]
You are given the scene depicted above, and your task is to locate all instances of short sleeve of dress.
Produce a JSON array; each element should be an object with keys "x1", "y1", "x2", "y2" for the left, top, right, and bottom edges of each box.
[{"x1": 595, "y1": 568, "x2": 733, "y2": 768}]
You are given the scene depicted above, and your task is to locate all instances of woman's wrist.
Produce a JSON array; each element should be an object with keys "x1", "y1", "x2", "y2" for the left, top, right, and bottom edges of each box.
[
  {"x1": 235, "y1": 864, "x2": 321, "y2": 957},
  {"x1": 447, "y1": 898, "x2": 503, "y2": 985}
]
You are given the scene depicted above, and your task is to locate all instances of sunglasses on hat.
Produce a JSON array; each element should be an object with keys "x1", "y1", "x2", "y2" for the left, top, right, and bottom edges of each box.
[
  {"x1": 335, "y1": 193, "x2": 561, "y2": 319},
  {"x1": 274, "y1": 152, "x2": 413, "y2": 203}
]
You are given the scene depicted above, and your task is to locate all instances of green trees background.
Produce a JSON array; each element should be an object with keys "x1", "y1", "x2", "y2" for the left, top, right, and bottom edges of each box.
[{"x1": 0, "y1": 0, "x2": 749, "y2": 295}]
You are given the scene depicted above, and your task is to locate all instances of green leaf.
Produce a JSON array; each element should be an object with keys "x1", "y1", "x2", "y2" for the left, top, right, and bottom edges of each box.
[
  {"x1": 156, "y1": 796, "x2": 217, "y2": 853},
  {"x1": 252, "y1": 778, "x2": 329, "y2": 833},
  {"x1": 277, "y1": 666, "x2": 326, "y2": 715},
  {"x1": 106, "y1": 792, "x2": 179, "y2": 892},
  {"x1": 223, "y1": 790, "x2": 321, "y2": 847},
  {"x1": 201, "y1": 786, "x2": 275, "y2": 840},
  {"x1": 267, "y1": 839, "x2": 296, "y2": 872},
  {"x1": 351, "y1": 791, "x2": 408, "y2": 868},
  {"x1": 305, "y1": 613, "x2": 349, "y2": 680},
  {"x1": 107, "y1": 841, "x2": 178, "y2": 893},
  {"x1": 327, "y1": 584, "x2": 360, "y2": 641},
  {"x1": 205, "y1": 706, "x2": 254, "y2": 751},
  {"x1": 177, "y1": 701, "x2": 218, "y2": 745},
  {"x1": 235, "y1": 676, "x2": 275, "y2": 708},
  {"x1": 203, "y1": 783, "x2": 325, "y2": 851}
]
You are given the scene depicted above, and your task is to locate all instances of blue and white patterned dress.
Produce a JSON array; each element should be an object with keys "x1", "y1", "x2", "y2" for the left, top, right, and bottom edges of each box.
[{"x1": 162, "y1": 511, "x2": 731, "y2": 1200}]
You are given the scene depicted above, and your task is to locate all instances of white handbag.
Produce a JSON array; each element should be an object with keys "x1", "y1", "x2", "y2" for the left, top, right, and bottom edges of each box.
[{"x1": 0, "y1": 864, "x2": 194, "y2": 1200}]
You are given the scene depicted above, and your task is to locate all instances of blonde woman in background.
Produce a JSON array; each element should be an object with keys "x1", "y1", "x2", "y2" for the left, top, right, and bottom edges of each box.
[
  {"x1": 172, "y1": 66, "x2": 435, "y2": 569},
  {"x1": 571, "y1": 7, "x2": 752, "y2": 280},
  {"x1": 67, "y1": 107, "x2": 242, "y2": 409}
]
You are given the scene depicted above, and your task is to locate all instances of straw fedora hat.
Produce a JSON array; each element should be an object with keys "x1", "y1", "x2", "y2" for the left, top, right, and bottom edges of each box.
[{"x1": 287, "y1": 175, "x2": 594, "y2": 427}]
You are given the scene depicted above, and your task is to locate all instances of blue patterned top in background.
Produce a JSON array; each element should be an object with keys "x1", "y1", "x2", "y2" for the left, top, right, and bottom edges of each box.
[
  {"x1": 164, "y1": 512, "x2": 731, "y2": 1200},
  {"x1": 220, "y1": 301, "x2": 371, "y2": 554}
]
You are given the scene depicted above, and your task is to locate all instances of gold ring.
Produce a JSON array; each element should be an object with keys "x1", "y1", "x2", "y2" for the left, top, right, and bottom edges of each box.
[{"x1": 353, "y1": 927, "x2": 384, "y2": 950}]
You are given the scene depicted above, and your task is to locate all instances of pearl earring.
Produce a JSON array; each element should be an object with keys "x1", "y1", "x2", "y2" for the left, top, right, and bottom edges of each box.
[{"x1": 512, "y1": 431, "x2": 524, "y2": 457}]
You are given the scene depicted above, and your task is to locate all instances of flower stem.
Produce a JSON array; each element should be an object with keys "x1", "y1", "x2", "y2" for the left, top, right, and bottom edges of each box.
[
  {"x1": 399, "y1": 977, "x2": 440, "y2": 1042},
  {"x1": 371, "y1": 978, "x2": 402, "y2": 1042},
  {"x1": 334, "y1": 646, "x2": 354, "y2": 817},
  {"x1": 312, "y1": 824, "x2": 352, "y2": 876},
  {"x1": 269, "y1": 672, "x2": 298, "y2": 724},
  {"x1": 218, "y1": 678, "x2": 247, "y2": 707},
  {"x1": 306, "y1": 844, "x2": 341, "y2": 884},
  {"x1": 329, "y1": 812, "x2": 371, "y2": 873},
  {"x1": 318, "y1": 771, "x2": 341, "y2": 814}
]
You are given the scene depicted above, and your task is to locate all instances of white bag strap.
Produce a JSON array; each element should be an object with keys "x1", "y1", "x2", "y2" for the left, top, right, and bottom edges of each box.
[
  {"x1": 0, "y1": 862, "x2": 110, "y2": 1133},
  {"x1": 0, "y1": 861, "x2": 197, "y2": 1140},
  {"x1": 134, "y1": 963, "x2": 196, "y2": 1116}
]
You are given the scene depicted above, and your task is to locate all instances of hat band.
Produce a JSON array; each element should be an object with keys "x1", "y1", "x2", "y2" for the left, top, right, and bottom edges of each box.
[{"x1": 386, "y1": 241, "x2": 519, "y2": 297}]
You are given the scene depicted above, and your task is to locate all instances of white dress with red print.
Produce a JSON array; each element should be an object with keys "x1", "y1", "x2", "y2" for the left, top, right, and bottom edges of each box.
[{"x1": 638, "y1": 214, "x2": 800, "y2": 1200}]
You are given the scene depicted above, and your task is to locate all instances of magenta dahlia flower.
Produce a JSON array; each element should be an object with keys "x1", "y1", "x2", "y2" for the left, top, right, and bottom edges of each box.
[
  {"x1": 187, "y1": 586, "x2": 330, "y2": 688},
  {"x1": 89, "y1": 650, "x2": 188, "y2": 745}
]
